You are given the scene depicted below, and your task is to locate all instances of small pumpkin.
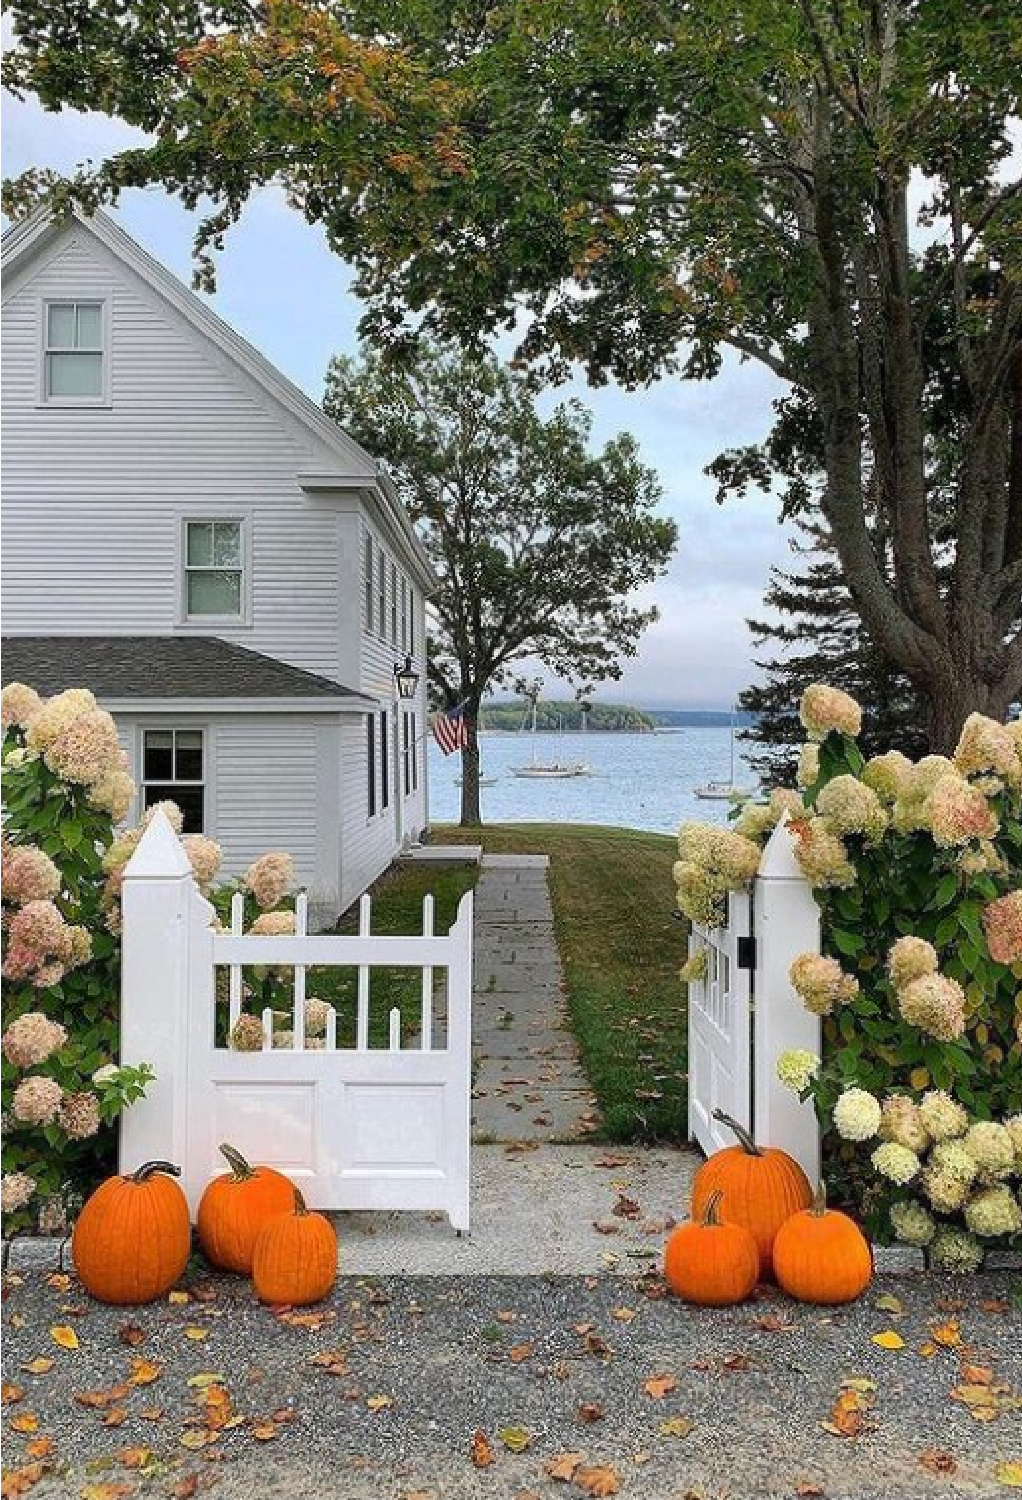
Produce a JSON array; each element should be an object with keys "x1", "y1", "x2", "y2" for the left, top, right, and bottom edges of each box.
[
  {"x1": 251, "y1": 1187, "x2": 338, "y2": 1306},
  {"x1": 72, "y1": 1160, "x2": 191, "y2": 1305},
  {"x1": 664, "y1": 1189, "x2": 760, "y2": 1306},
  {"x1": 772, "y1": 1183, "x2": 873, "y2": 1304},
  {"x1": 197, "y1": 1143, "x2": 294, "y2": 1273},
  {"x1": 690, "y1": 1110, "x2": 813, "y2": 1279}
]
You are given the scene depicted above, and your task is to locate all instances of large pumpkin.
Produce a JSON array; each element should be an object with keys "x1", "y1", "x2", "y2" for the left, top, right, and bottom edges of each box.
[
  {"x1": 772, "y1": 1184, "x2": 873, "y2": 1304},
  {"x1": 72, "y1": 1160, "x2": 191, "y2": 1305},
  {"x1": 664, "y1": 1190, "x2": 760, "y2": 1306},
  {"x1": 251, "y1": 1187, "x2": 338, "y2": 1306},
  {"x1": 197, "y1": 1143, "x2": 294, "y2": 1273},
  {"x1": 690, "y1": 1110, "x2": 813, "y2": 1279}
]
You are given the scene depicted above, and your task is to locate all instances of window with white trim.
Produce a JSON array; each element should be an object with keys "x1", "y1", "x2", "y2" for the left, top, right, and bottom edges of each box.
[
  {"x1": 380, "y1": 709, "x2": 390, "y2": 810},
  {"x1": 44, "y1": 301, "x2": 105, "y2": 401},
  {"x1": 377, "y1": 549, "x2": 387, "y2": 637},
  {"x1": 366, "y1": 714, "x2": 377, "y2": 817},
  {"x1": 408, "y1": 586, "x2": 416, "y2": 656},
  {"x1": 184, "y1": 520, "x2": 244, "y2": 618},
  {"x1": 399, "y1": 577, "x2": 409, "y2": 652},
  {"x1": 364, "y1": 532, "x2": 374, "y2": 631},
  {"x1": 142, "y1": 729, "x2": 205, "y2": 832},
  {"x1": 390, "y1": 561, "x2": 398, "y2": 644}
]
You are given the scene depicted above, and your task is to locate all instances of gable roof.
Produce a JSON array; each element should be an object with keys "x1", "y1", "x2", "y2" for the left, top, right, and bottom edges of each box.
[
  {"x1": 1, "y1": 636, "x2": 377, "y2": 713},
  {"x1": 0, "y1": 207, "x2": 435, "y2": 590}
]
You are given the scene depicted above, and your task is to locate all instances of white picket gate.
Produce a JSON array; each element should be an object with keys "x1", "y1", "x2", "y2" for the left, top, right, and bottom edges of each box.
[
  {"x1": 686, "y1": 817, "x2": 823, "y2": 1180},
  {"x1": 119, "y1": 812, "x2": 474, "y2": 1232}
]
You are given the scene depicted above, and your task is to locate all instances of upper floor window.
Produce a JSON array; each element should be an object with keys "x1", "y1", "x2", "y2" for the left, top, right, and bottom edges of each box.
[
  {"x1": 390, "y1": 561, "x2": 398, "y2": 644},
  {"x1": 185, "y1": 519, "x2": 244, "y2": 618},
  {"x1": 44, "y1": 301, "x2": 105, "y2": 402},
  {"x1": 409, "y1": 586, "x2": 415, "y2": 656},
  {"x1": 377, "y1": 549, "x2": 387, "y2": 637},
  {"x1": 364, "y1": 532, "x2": 374, "y2": 631},
  {"x1": 399, "y1": 577, "x2": 409, "y2": 652}
]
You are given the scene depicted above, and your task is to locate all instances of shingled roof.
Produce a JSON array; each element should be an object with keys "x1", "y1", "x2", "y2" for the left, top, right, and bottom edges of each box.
[{"x1": 2, "y1": 637, "x2": 369, "y2": 706}]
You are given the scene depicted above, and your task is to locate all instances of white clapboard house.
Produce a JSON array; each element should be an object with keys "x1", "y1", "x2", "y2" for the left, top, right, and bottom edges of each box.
[{"x1": 1, "y1": 209, "x2": 435, "y2": 922}]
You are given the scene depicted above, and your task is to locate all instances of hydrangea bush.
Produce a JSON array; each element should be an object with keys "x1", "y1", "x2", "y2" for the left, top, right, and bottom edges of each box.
[
  {"x1": 675, "y1": 683, "x2": 1021, "y2": 1266},
  {"x1": 2, "y1": 682, "x2": 301, "y2": 1237}
]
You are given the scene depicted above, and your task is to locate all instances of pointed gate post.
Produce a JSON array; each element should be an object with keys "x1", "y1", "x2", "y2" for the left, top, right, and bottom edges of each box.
[
  {"x1": 118, "y1": 810, "x2": 215, "y2": 1181},
  {"x1": 753, "y1": 817, "x2": 821, "y2": 1182}
]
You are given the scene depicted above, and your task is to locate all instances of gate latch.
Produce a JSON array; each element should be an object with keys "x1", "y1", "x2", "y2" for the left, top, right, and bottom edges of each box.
[{"x1": 737, "y1": 935, "x2": 756, "y2": 971}]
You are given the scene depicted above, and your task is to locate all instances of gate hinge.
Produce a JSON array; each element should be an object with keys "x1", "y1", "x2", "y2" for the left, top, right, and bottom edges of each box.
[{"x1": 737, "y1": 935, "x2": 756, "y2": 971}]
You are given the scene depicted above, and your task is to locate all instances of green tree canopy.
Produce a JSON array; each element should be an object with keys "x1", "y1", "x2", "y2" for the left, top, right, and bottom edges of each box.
[
  {"x1": 5, "y1": 0, "x2": 1021, "y2": 743},
  {"x1": 324, "y1": 341, "x2": 676, "y2": 822}
]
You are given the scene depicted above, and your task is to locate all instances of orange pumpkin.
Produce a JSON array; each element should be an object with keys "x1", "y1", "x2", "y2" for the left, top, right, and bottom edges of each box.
[
  {"x1": 251, "y1": 1187, "x2": 338, "y2": 1306},
  {"x1": 772, "y1": 1184, "x2": 873, "y2": 1304},
  {"x1": 664, "y1": 1189, "x2": 760, "y2": 1305},
  {"x1": 197, "y1": 1143, "x2": 295, "y2": 1273},
  {"x1": 72, "y1": 1160, "x2": 191, "y2": 1305},
  {"x1": 690, "y1": 1110, "x2": 813, "y2": 1279}
]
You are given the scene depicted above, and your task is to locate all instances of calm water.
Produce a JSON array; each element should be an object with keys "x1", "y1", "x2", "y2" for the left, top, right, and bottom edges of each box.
[{"x1": 426, "y1": 728, "x2": 760, "y2": 835}]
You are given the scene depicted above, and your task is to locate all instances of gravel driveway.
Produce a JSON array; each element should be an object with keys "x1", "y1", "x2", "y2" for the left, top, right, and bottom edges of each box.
[{"x1": 3, "y1": 1266, "x2": 1020, "y2": 1500}]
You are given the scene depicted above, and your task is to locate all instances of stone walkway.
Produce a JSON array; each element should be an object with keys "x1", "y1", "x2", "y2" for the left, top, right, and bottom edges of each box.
[{"x1": 470, "y1": 854, "x2": 599, "y2": 1142}]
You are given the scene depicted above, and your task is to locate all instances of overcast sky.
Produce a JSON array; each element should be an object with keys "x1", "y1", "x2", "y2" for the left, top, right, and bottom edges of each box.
[{"x1": 4, "y1": 91, "x2": 797, "y2": 710}]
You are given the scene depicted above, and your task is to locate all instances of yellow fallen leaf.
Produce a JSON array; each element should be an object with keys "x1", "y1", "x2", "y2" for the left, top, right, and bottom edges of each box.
[
  {"x1": 179, "y1": 1431, "x2": 215, "y2": 1451},
  {"x1": 10, "y1": 1413, "x2": 40, "y2": 1434},
  {"x1": 187, "y1": 1373, "x2": 227, "y2": 1388},
  {"x1": 871, "y1": 1330, "x2": 905, "y2": 1350},
  {"x1": 250, "y1": 1422, "x2": 277, "y2": 1441},
  {"x1": 49, "y1": 1326, "x2": 79, "y2": 1351},
  {"x1": 183, "y1": 1328, "x2": 208, "y2": 1342},
  {"x1": 498, "y1": 1425, "x2": 531, "y2": 1452},
  {"x1": 366, "y1": 1394, "x2": 393, "y2": 1412},
  {"x1": 21, "y1": 1359, "x2": 55, "y2": 1377},
  {"x1": 996, "y1": 1461, "x2": 1022, "y2": 1488},
  {"x1": 24, "y1": 1438, "x2": 55, "y2": 1461},
  {"x1": 659, "y1": 1416, "x2": 695, "y2": 1438},
  {"x1": 168, "y1": 1291, "x2": 190, "y2": 1305},
  {"x1": 128, "y1": 1358, "x2": 161, "y2": 1386},
  {"x1": 874, "y1": 1293, "x2": 903, "y2": 1315},
  {"x1": 80, "y1": 1485, "x2": 135, "y2": 1500}
]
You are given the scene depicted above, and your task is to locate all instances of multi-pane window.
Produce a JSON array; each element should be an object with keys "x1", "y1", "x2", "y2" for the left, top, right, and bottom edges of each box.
[
  {"x1": 408, "y1": 586, "x2": 415, "y2": 656},
  {"x1": 377, "y1": 550, "x2": 387, "y2": 637},
  {"x1": 380, "y1": 710, "x2": 390, "y2": 810},
  {"x1": 364, "y1": 533, "x2": 374, "y2": 631},
  {"x1": 185, "y1": 520, "x2": 243, "y2": 618},
  {"x1": 390, "y1": 562, "x2": 398, "y2": 644},
  {"x1": 402, "y1": 712, "x2": 412, "y2": 796},
  {"x1": 399, "y1": 578, "x2": 408, "y2": 652},
  {"x1": 44, "y1": 301, "x2": 104, "y2": 401},
  {"x1": 366, "y1": 714, "x2": 376, "y2": 817},
  {"x1": 410, "y1": 712, "x2": 418, "y2": 791},
  {"x1": 142, "y1": 729, "x2": 204, "y2": 832}
]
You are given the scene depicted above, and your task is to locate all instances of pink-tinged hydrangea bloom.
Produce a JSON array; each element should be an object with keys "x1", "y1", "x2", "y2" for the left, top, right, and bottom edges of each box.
[
  {"x1": 2, "y1": 1012, "x2": 68, "y2": 1069},
  {"x1": 862, "y1": 750, "x2": 913, "y2": 804},
  {"x1": 799, "y1": 684, "x2": 862, "y2": 741},
  {"x1": 1, "y1": 1172, "x2": 36, "y2": 1213},
  {"x1": 792, "y1": 818, "x2": 856, "y2": 890},
  {"x1": 24, "y1": 688, "x2": 97, "y2": 751},
  {"x1": 953, "y1": 713, "x2": 1022, "y2": 787},
  {"x1": 982, "y1": 890, "x2": 1022, "y2": 966},
  {"x1": 87, "y1": 770, "x2": 134, "y2": 822},
  {"x1": 907, "y1": 755, "x2": 958, "y2": 800},
  {"x1": 1, "y1": 843, "x2": 61, "y2": 906},
  {"x1": 958, "y1": 839, "x2": 1006, "y2": 878},
  {"x1": 142, "y1": 800, "x2": 184, "y2": 834},
  {"x1": 230, "y1": 1014, "x2": 266, "y2": 1052},
  {"x1": 926, "y1": 776, "x2": 999, "y2": 847},
  {"x1": 0, "y1": 682, "x2": 42, "y2": 732},
  {"x1": 796, "y1": 743, "x2": 820, "y2": 789},
  {"x1": 182, "y1": 835, "x2": 223, "y2": 889},
  {"x1": 816, "y1": 774, "x2": 888, "y2": 842},
  {"x1": 2, "y1": 900, "x2": 91, "y2": 987},
  {"x1": 789, "y1": 953, "x2": 859, "y2": 1016},
  {"x1": 58, "y1": 1091, "x2": 102, "y2": 1141},
  {"x1": 897, "y1": 973, "x2": 967, "y2": 1041},
  {"x1": 879, "y1": 1095, "x2": 930, "y2": 1153},
  {"x1": 249, "y1": 909, "x2": 296, "y2": 936},
  {"x1": 44, "y1": 708, "x2": 123, "y2": 786},
  {"x1": 243, "y1": 852, "x2": 295, "y2": 911},
  {"x1": 11, "y1": 1075, "x2": 64, "y2": 1126},
  {"x1": 887, "y1": 935, "x2": 939, "y2": 990}
]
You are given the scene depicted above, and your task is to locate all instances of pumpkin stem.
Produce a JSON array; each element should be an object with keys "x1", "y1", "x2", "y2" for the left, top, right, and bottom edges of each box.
[
  {"x1": 293, "y1": 1187, "x2": 309, "y2": 1216},
  {"x1": 219, "y1": 1143, "x2": 256, "y2": 1182},
  {"x1": 810, "y1": 1181, "x2": 829, "y2": 1217},
  {"x1": 130, "y1": 1161, "x2": 181, "y2": 1183},
  {"x1": 711, "y1": 1109, "x2": 762, "y2": 1157},
  {"x1": 700, "y1": 1189, "x2": 725, "y2": 1227}
]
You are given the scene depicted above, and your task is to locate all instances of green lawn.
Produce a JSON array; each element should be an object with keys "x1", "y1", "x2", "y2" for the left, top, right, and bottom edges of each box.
[{"x1": 434, "y1": 822, "x2": 688, "y2": 1141}]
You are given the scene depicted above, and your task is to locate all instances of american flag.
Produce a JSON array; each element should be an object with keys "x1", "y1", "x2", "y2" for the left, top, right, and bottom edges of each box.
[{"x1": 432, "y1": 702, "x2": 470, "y2": 756}]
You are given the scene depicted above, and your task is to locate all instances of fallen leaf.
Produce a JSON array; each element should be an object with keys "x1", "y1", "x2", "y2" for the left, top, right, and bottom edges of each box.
[
  {"x1": 101, "y1": 1409, "x2": 128, "y2": 1429},
  {"x1": 574, "y1": 1464, "x2": 620, "y2": 1497},
  {"x1": 509, "y1": 1343, "x2": 536, "y2": 1364},
  {"x1": 642, "y1": 1374, "x2": 677, "y2": 1400},
  {"x1": 46, "y1": 1274, "x2": 70, "y2": 1292},
  {"x1": 20, "y1": 1360, "x2": 54, "y2": 1377},
  {"x1": 74, "y1": 1386, "x2": 130, "y2": 1410},
  {"x1": 874, "y1": 1293, "x2": 904, "y2": 1315},
  {"x1": 168, "y1": 1479, "x2": 201, "y2": 1500},
  {"x1": 930, "y1": 1318, "x2": 963, "y2": 1349},
  {"x1": 179, "y1": 1431, "x2": 215, "y2": 1451},
  {"x1": 169, "y1": 1291, "x2": 191, "y2": 1305},
  {"x1": 612, "y1": 1195, "x2": 640, "y2": 1220},
  {"x1": 187, "y1": 1372, "x2": 229, "y2": 1389},
  {"x1": 10, "y1": 1414, "x2": 40, "y2": 1434},
  {"x1": 23, "y1": 1440, "x2": 55, "y2": 1461},
  {"x1": 49, "y1": 1326, "x2": 79, "y2": 1351},
  {"x1": 871, "y1": 1330, "x2": 905, "y2": 1350},
  {"x1": 309, "y1": 1350, "x2": 349, "y2": 1376},
  {"x1": 577, "y1": 1402, "x2": 604, "y2": 1424},
  {"x1": 2, "y1": 1383, "x2": 26, "y2": 1405},
  {"x1": 80, "y1": 1485, "x2": 134, "y2": 1500},
  {"x1": 544, "y1": 1453, "x2": 583, "y2": 1483},
  {"x1": 470, "y1": 1431, "x2": 496, "y2": 1469},
  {"x1": 996, "y1": 1461, "x2": 1022, "y2": 1488},
  {"x1": 118, "y1": 1449, "x2": 154, "y2": 1470},
  {"x1": 128, "y1": 1358, "x2": 161, "y2": 1386},
  {"x1": 499, "y1": 1426, "x2": 531, "y2": 1453},
  {"x1": 919, "y1": 1450, "x2": 957, "y2": 1476},
  {"x1": 183, "y1": 1328, "x2": 209, "y2": 1342},
  {"x1": 250, "y1": 1422, "x2": 277, "y2": 1441},
  {"x1": 659, "y1": 1416, "x2": 695, "y2": 1438},
  {"x1": 610, "y1": 1307, "x2": 636, "y2": 1324},
  {"x1": 0, "y1": 1464, "x2": 49, "y2": 1500},
  {"x1": 367, "y1": 1394, "x2": 393, "y2": 1412},
  {"x1": 793, "y1": 1485, "x2": 825, "y2": 1498}
]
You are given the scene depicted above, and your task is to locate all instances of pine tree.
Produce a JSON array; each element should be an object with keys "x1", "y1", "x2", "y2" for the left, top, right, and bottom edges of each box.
[{"x1": 740, "y1": 518, "x2": 929, "y2": 787}]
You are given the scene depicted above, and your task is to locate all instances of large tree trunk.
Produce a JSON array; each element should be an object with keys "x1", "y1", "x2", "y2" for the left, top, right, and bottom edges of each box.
[{"x1": 458, "y1": 713, "x2": 482, "y2": 826}]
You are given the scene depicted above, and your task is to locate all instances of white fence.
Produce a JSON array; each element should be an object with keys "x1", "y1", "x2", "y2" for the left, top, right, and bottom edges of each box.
[
  {"x1": 119, "y1": 812, "x2": 474, "y2": 1232},
  {"x1": 687, "y1": 817, "x2": 822, "y2": 1180}
]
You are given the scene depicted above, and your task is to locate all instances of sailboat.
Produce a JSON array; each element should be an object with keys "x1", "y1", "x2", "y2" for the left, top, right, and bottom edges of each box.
[
  {"x1": 694, "y1": 708, "x2": 752, "y2": 800},
  {"x1": 512, "y1": 700, "x2": 590, "y2": 779}
]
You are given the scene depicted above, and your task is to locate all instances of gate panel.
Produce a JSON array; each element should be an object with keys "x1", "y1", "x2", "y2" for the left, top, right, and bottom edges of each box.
[{"x1": 686, "y1": 891, "x2": 752, "y2": 1158}]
